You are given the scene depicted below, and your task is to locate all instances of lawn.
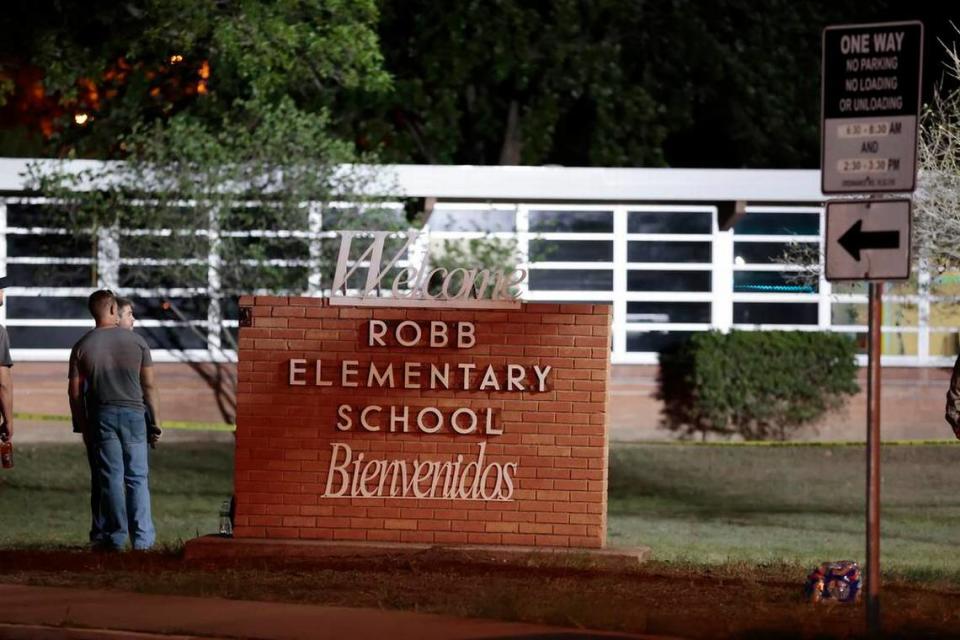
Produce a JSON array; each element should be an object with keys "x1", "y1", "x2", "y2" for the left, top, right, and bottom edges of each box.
[
  {"x1": 608, "y1": 442, "x2": 960, "y2": 582},
  {"x1": 0, "y1": 442, "x2": 233, "y2": 547},
  {"x1": 2, "y1": 441, "x2": 959, "y2": 584}
]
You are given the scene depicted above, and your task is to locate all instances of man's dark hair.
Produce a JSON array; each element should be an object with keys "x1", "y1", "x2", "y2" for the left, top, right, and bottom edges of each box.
[
  {"x1": 116, "y1": 297, "x2": 133, "y2": 312},
  {"x1": 88, "y1": 289, "x2": 116, "y2": 319}
]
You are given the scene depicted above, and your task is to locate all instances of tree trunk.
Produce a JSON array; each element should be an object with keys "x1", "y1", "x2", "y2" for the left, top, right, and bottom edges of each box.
[{"x1": 498, "y1": 100, "x2": 522, "y2": 165}]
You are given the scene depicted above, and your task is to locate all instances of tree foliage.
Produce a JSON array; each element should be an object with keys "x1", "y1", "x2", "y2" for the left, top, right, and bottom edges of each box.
[
  {"x1": 340, "y1": 0, "x2": 899, "y2": 168},
  {"x1": 7, "y1": 0, "x2": 926, "y2": 168},
  {"x1": 2, "y1": 0, "x2": 390, "y2": 157},
  {"x1": 19, "y1": 0, "x2": 405, "y2": 293},
  {"x1": 914, "y1": 38, "x2": 960, "y2": 270}
]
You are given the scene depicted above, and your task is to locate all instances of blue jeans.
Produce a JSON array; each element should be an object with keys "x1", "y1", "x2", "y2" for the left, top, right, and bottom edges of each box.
[
  {"x1": 84, "y1": 438, "x2": 105, "y2": 544},
  {"x1": 94, "y1": 406, "x2": 155, "y2": 550}
]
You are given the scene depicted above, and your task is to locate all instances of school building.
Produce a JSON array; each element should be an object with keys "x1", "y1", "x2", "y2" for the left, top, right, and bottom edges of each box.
[{"x1": 0, "y1": 159, "x2": 954, "y2": 439}]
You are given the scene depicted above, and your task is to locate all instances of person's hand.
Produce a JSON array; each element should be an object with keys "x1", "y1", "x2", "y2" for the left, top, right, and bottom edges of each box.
[
  {"x1": 0, "y1": 419, "x2": 12, "y2": 443},
  {"x1": 148, "y1": 424, "x2": 162, "y2": 446}
]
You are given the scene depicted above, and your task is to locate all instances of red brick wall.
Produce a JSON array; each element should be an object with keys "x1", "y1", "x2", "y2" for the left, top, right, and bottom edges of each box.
[{"x1": 232, "y1": 297, "x2": 611, "y2": 548}]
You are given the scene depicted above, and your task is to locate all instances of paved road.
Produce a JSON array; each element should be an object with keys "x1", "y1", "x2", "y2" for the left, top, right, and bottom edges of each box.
[{"x1": 0, "y1": 584, "x2": 667, "y2": 640}]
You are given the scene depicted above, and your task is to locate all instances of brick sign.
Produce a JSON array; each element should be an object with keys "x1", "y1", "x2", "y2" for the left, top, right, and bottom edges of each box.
[{"x1": 233, "y1": 297, "x2": 611, "y2": 548}]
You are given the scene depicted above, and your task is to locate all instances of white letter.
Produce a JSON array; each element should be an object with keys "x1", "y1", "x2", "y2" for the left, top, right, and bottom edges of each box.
[
  {"x1": 367, "y1": 362, "x2": 395, "y2": 388},
  {"x1": 430, "y1": 363, "x2": 450, "y2": 390},
  {"x1": 468, "y1": 269, "x2": 495, "y2": 299},
  {"x1": 315, "y1": 360, "x2": 333, "y2": 387},
  {"x1": 331, "y1": 231, "x2": 417, "y2": 297},
  {"x1": 484, "y1": 407, "x2": 502, "y2": 435},
  {"x1": 506, "y1": 364, "x2": 526, "y2": 391},
  {"x1": 391, "y1": 267, "x2": 417, "y2": 298},
  {"x1": 396, "y1": 320, "x2": 422, "y2": 347},
  {"x1": 336, "y1": 405, "x2": 353, "y2": 431},
  {"x1": 323, "y1": 443, "x2": 352, "y2": 497},
  {"x1": 390, "y1": 405, "x2": 410, "y2": 433},
  {"x1": 359, "y1": 460, "x2": 384, "y2": 498},
  {"x1": 404, "y1": 362, "x2": 422, "y2": 389},
  {"x1": 492, "y1": 268, "x2": 527, "y2": 301},
  {"x1": 368, "y1": 320, "x2": 387, "y2": 346},
  {"x1": 411, "y1": 461, "x2": 434, "y2": 498},
  {"x1": 419, "y1": 268, "x2": 448, "y2": 300},
  {"x1": 417, "y1": 407, "x2": 443, "y2": 434},
  {"x1": 480, "y1": 463, "x2": 501, "y2": 500},
  {"x1": 342, "y1": 360, "x2": 359, "y2": 387},
  {"x1": 441, "y1": 268, "x2": 473, "y2": 300},
  {"x1": 457, "y1": 322, "x2": 476, "y2": 349},
  {"x1": 458, "y1": 363, "x2": 476, "y2": 390},
  {"x1": 289, "y1": 359, "x2": 306, "y2": 385},
  {"x1": 360, "y1": 405, "x2": 381, "y2": 432},
  {"x1": 501, "y1": 463, "x2": 517, "y2": 500},
  {"x1": 478, "y1": 365, "x2": 501, "y2": 391},
  {"x1": 430, "y1": 321, "x2": 449, "y2": 347},
  {"x1": 533, "y1": 365, "x2": 552, "y2": 392},
  {"x1": 451, "y1": 408, "x2": 478, "y2": 435}
]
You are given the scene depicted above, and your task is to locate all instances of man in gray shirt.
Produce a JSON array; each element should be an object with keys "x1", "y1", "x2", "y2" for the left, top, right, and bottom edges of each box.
[{"x1": 69, "y1": 290, "x2": 161, "y2": 550}]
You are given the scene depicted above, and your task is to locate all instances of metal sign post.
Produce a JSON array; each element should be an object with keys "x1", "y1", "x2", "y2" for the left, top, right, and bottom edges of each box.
[
  {"x1": 822, "y1": 20, "x2": 923, "y2": 636},
  {"x1": 866, "y1": 280, "x2": 882, "y2": 631}
]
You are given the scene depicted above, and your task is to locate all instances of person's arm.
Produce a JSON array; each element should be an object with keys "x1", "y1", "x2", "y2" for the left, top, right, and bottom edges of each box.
[
  {"x1": 141, "y1": 365, "x2": 161, "y2": 443},
  {"x1": 68, "y1": 373, "x2": 88, "y2": 440},
  {"x1": 0, "y1": 366, "x2": 12, "y2": 442}
]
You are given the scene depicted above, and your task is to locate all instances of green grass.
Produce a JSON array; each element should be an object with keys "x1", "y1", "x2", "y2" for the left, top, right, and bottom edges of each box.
[
  {"x1": 608, "y1": 443, "x2": 960, "y2": 581},
  {"x1": 2, "y1": 441, "x2": 959, "y2": 584},
  {"x1": 14, "y1": 412, "x2": 235, "y2": 431},
  {"x1": 0, "y1": 443, "x2": 233, "y2": 547}
]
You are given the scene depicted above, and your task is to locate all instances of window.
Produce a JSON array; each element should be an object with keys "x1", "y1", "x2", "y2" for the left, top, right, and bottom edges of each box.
[
  {"x1": 430, "y1": 208, "x2": 515, "y2": 232},
  {"x1": 626, "y1": 331, "x2": 695, "y2": 352},
  {"x1": 530, "y1": 240, "x2": 612, "y2": 262},
  {"x1": 628, "y1": 211, "x2": 711, "y2": 234},
  {"x1": 733, "y1": 303, "x2": 818, "y2": 325},
  {"x1": 629, "y1": 241, "x2": 711, "y2": 263},
  {"x1": 8, "y1": 234, "x2": 94, "y2": 257},
  {"x1": 9, "y1": 326, "x2": 89, "y2": 349},
  {"x1": 6, "y1": 297, "x2": 90, "y2": 319},
  {"x1": 733, "y1": 242, "x2": 817, "y2": 264},
  {"x1": 529, "y1": 210, "x2": 613, "y2": 233},
  {"x1": 627, "y1": 302, "x2": 711, "y2": 323},
  {"x1": 628, "y1": 270, "x2": 711, "y2": 292},
  {"x1": 733, "y1": 272, "x2": 816, "y2": 293},
  {"x1": 7, "y1": 264, "x2": 93, "y2": 288},
  {"x1": 528, "y1": 270, "x2": 613, "y2": 291},
  {"x1": 137, "y1": 327, "x2": 210, "y2": 350},
  {"x1": 734, "y1": 212, "x2": 819, "y2": 236}
]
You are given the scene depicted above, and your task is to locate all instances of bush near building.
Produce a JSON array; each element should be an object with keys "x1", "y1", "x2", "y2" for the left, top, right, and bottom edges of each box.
[{"x1": 658, "y1": 331, "x2": 860, "y2": 441}]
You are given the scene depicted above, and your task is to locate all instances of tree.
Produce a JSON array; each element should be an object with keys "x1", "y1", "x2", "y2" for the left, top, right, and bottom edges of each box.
[
  {"x1": 914, "y1": 38, "x2": 960, "y2": 270},
  {"x1": 20, "y1": 0, "x2": 402, "y2": 294},
  {"x1": 338, "y1": 0, "x2": 902, "y2": 168},
  {"x1": 1, "y1": 0, "x2": 391, "y2": 158},
  {"x1": 19, "y1": 1, "x2": 401, "y2": 423}
]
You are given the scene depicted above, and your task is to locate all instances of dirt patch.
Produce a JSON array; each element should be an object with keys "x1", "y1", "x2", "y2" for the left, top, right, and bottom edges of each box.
[{"x1": 2, "y1": 548, "x2": 959, "y2": 639}]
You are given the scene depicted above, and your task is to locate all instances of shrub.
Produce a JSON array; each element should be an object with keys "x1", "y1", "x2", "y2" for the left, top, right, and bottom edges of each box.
[{"x1": 658, "y1": 331, "x2": 860, "y2": 441}]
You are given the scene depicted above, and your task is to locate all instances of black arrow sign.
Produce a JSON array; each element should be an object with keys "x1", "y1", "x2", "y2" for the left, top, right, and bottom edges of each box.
[{"x1": 838, "y1": 220, "x2": 900, "y2": 261}]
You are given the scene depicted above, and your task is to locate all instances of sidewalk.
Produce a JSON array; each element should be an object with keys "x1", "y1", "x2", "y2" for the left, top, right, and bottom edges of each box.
[{"x1": 0, "y1": 584, "x2": 660, "y2": 640}]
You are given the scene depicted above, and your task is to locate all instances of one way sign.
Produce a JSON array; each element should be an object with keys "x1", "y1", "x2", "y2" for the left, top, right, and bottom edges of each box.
[{"x1": 825, "y1": 199, "x2": 911, "y2": 281}]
